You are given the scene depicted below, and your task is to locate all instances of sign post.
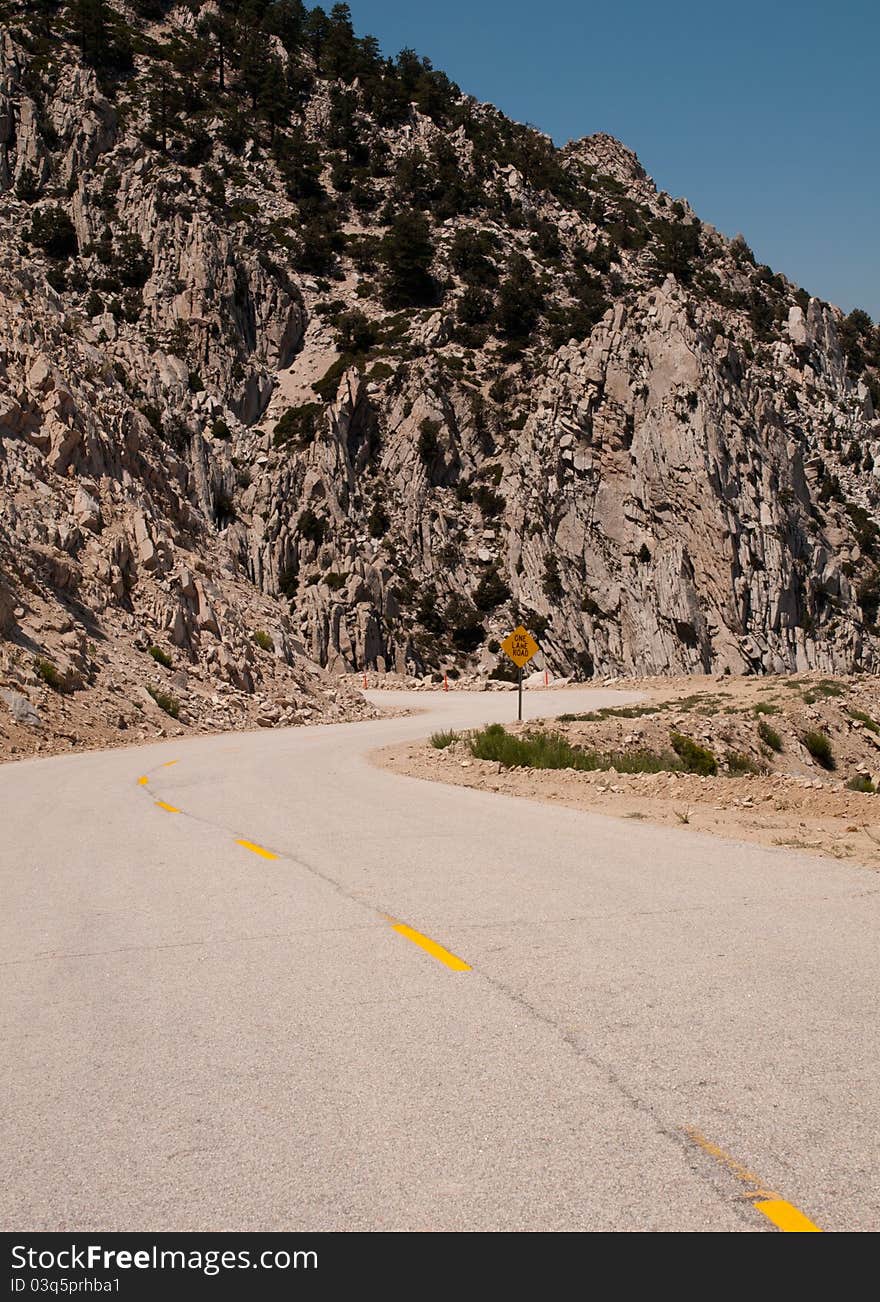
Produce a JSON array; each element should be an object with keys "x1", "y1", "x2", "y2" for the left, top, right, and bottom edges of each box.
[{"x1": 500, "y1": 625, "x2": 540, "y2": 722}]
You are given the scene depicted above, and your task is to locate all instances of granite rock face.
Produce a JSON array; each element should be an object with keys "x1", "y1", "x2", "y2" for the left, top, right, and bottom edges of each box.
[{"x1": 1, "y1": 1, "x2": 879, "y2": 725}]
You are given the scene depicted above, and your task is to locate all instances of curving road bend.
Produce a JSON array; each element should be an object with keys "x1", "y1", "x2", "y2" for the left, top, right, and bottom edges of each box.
[{"x1": 2, "y1": 686, "x2": 879, "y2": 1232}]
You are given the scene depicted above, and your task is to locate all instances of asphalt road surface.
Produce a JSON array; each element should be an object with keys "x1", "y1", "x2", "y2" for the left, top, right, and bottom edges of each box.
[{"x1": 2, "y1": 687, "x2": 878, "y2": 1232}]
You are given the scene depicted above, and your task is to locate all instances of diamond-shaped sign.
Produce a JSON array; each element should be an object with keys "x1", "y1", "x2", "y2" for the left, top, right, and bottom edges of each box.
[{"x1": 501, "y1": 625, "x2": 539, "y2": 668}]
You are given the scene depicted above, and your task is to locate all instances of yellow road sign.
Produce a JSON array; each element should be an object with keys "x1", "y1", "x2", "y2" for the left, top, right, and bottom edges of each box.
[{"x1": 501, "y1": 625, "x2": 539, "y2": 668}]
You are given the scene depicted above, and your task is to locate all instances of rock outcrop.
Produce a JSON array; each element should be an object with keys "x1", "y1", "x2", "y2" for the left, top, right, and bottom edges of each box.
[{"x1": 1, "y1": 0, "x2": 879, "y2": 755}]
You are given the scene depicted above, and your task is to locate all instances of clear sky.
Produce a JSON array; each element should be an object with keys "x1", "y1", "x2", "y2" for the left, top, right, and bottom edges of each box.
[{"x1": 348, "y1": 0, "x2": 878, "y2": 319}]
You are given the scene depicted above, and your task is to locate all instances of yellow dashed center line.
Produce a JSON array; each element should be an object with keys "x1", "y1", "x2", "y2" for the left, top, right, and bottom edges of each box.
[
  {"x1": 139, "y1": 769, "x2": 467, "y2": 974},
  {"x1": 753, "y1": 1198, "x2": 822, "y2": 1232},
  {"x1": 684, "y1": 1128, "x2": 822, "y2": 1231},
  {"x1": 236, "y1": 839, "x2": 278, "y2": 861},
  {"x1": 389, "y1": 921, "x2": 471, "y2": 971}
]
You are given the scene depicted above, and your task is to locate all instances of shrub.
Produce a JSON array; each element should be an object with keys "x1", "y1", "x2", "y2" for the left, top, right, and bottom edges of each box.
[
  {"x1": 368, "y1": 500, "x2": 390, "y2": 538},
  {"x1": 468, "y1": 724, "x2": 681, "y2": 775},
  {"x1": 430, "y1": 730, "x2": 457, "y2": 750},
  {"x1": 757, "y1": 720, "x2": 783, "y2": 752},
  {"x1": 803, "y1": 729, "x2": 835, "y2": 770},
  {"x1": 448, "y1": 228, "x2": 498, "y2": 286},
  {"x1": 146, "y1": 684, "x2": 180, "y2": 718},
  {"x1": 298, "y1": 509, "x2": 326, "y2": 545},
  {"x1": 848, "y1": 708, "x2": 880, "y2": 735},
  {"x1": 29, "y1": 207, "x2": 77, "y2": 260},
  {"x1": 846, "y1": 773, "x2": 876, "y2": 793},
  {"x1": 213, "y1": 489, "x2": 235, "y2": 526},
  {"x1": 417, "y1": 418, "x2": 441, "y2": 464},
  {"x1": 543, "y1": 555, "x2": 563, "y2": 600},
  {"x1": 114, "y1": 232, "x2": 152, "y2": 289},
  {"x1": 274, "y1": 403, "x2": 322, "y2": 447},
  {"x1": 444, "y1": 594, "x2": 484, "y2": 653},
  {"x1": 253, "y1": 630, "x2": 274, "y2": 652},
  {"x1": 470, "y1": 725, "x2": 592, "y2": 770},
  {"x1": 381, "y1": 210, "x2": 437, "y2": 308},
  {"x1": 489, "y1": 657, "x2": 520, "y2": 682},
  {"x1": 670, "y1": 732, "x2": 717, "y2": 776},
  {"x1": 324, "y1": 571, "x2": 346, "y2": 591},
  {"x1": 651, "y1": 218, "x2": 701, "y2": 283},
  {"x1": 726, "y1": 751, "x2": 762, "y2": 775},
  {"x1": 473, "y1": 568, "x2": 510, "y2": 611},
  {"x1": 335, "y1": 309, "x2": 377, "y2": 353},
  {"x1": 495, "y1": 253, "x2": 543, "y2": 339},
  {"x1": 472, "y1": 484, "x2": 506, "y2": 518},
  {"x1": 148, "y1": 645, "x2": 172, "y2": 668},
  {"x1": 814, "y1": 678, "x2": 845, "y2": 698},
  {"x1": 753, "y1": 702, "x2": 779, "y2": 716},
  {"x1": 312, "y1": 356, "x2": 354, "y2": 402},
  {"x1": 34, "y1": 657, "x2": 66, "y2": 692}
]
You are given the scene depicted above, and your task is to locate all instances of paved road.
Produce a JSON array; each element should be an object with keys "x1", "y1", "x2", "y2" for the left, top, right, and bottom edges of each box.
[{"x1": 2, "y1": 687, "x2": 878, "y2": 1232}]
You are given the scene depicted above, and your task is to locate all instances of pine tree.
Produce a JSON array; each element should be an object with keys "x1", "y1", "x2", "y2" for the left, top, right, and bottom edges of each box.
[
  {"x1": 495, "y1": 254, "x2": 543, "y2": 339},
  {"x1": 261, "y1": 55, "x2": 289, "y2": 137},
  {"x1": 68, "y1": 0, "x2": 109, "y2": 67},
  {"x1": 322, "y1": 3, "x2": 357, "y2": 80},
  {"x1": 381, "y1": 211, "x2": 436, "y2": 309},
  {"x1": 239, "y1": 31, "x2": 269, "y2": 111},
  {"x1": 303, "y1": 5, "x2": 330, "y2": 64},
  {"x1": 328, "y1": 87, "x2": 362, "y2": 163},
  {"x1": 147, "y1": 69, "x2": 183, "y2": 153},
  {"x1": 197, "y1": 10, "x2": 234, "y2": 92},
  {"x1": 263, "y1": 0, "x2": 307, "y2": 54}
]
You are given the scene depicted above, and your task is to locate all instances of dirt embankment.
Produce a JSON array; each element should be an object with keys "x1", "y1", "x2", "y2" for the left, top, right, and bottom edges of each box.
[{"x1": 377, "y1": 673, "x2": 880, "y2": 868}]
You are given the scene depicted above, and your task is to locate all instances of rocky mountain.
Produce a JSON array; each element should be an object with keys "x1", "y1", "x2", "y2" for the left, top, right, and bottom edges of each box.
[{"x1": 2, "y1": 0, "x2": 880, "y2": 752}]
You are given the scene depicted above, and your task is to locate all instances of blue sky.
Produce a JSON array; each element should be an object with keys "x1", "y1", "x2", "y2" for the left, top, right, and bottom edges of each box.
[{"x1": 348, "y1": 0, "x2": 878, "y2": 319}]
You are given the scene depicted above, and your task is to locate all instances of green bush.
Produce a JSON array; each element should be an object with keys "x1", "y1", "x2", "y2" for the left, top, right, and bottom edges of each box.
[
  {"x1": 495, "y1": 253, "x2": 543, "y2": 340},
  {"x1": 846, "y1": 773, "x2": 876, "y2": 793},
  {"x1": 29, "y1": 206, "x2": 77, "y2": 260},
  {"x1": 757, "y1": 720, "x2": 783, "y2": 752},
  {"x1": 148, "y1": 645, "x2": 172, "y2": 668},
  {"x1": 298, "y1": 509, "x2": 326, "y2": 545},
  {"x1": 472, "y1": 485, "x2": 506, "y2": 518},
  {"x1": 368, "y1": 500, "x2": 390, "y2": 537},
  {"x1": 470, "y1": 725, "x2": 592, "y2": 770},
  {"x1": 543, "y1": 555, "x2": 563, "y2": 599},
  {"x1": 253, "y1": 630, "x2": 274, "y2": 652},
  {"x1": 312, "y1": 356, "x2": 355, "y2": 402},
  {"x1": 274, "y1": 402, "x2": 322, "y2": 447},
  {"x1": 753, "y1": 702, "x2": 779, "y2": 716},
  {"x1": 381, "y1": 210, "x2": 437, "y2": 308},
  {"x1": 335, "y1": 309, "x2": 377, "y2": 353},
  {"x1": 803, "y1": 729, "x2": 835, "y2": 770},
  {"x1": 473, "y1": 568, "x2": 510, "y2": 611},
  {"x1": 813, "y1": 678, "x2": 846, "y2": 698},
  {"x1": 430, "y1": 730, "x2": 457, "y2": 750},
  {"x1": 670, "y1": 732, "x2": 717, "y2": 776},
  {"x1": 417, "y1": 418, "x2": 441, "y2": 464},
  {"x1": 146, "y1": 684, "x2": 180, "y2": 718},
  {"x1": 468, "y1": 724, "x2": 682, "y2": 775},
  {"x1": 34, "y1": 657, "x2": 66, "y2": 692},
  {"x1": 726, "y1": 751, "x2": 762, "y2": 775},
  {"x1": 848, "y1": 708, "x2": 880, "y2": 735}
]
